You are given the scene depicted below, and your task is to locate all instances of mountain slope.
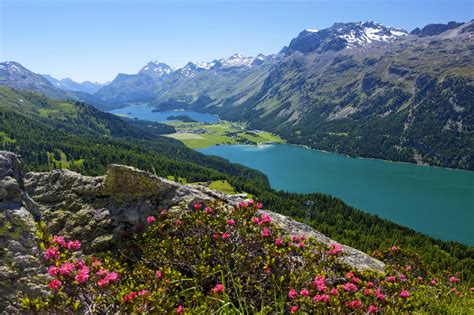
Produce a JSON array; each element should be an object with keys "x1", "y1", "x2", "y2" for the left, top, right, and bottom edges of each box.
[{"x1": 42, "y1": 74, "x2": 103, "y2": 94}]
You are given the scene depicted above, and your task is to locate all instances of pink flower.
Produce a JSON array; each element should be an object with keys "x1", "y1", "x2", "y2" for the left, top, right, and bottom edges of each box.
[
  {"x1": 193, "y1": 202, "x2": 202, "y2": 209},
  {"x1": 341, "y1": 282, "x2": 358, "y2": 292},
  {"x1": 138, "y1": 289, "x2": 149, "y2": 296},
  {"x1": 351, "y1": 277, "x2": 360, "y2": 284},
  {"x1": 247, "y1": 199, "x2": 254, "y2": 205},
  {"x1": 263, "y1": 266, "x2": 271, "y2": 274},
  {"x1": 204, "y1": 207, "x2": 213, "y2": 214},
  {"x1": 314, "y1": 275, "x2": 327, "y2": 292},
  {"x1": 239, "y1": 201, "x2": 248, "y2": 207},
  {"x1": 261, "y1": 227, "x2": 270, "y2": 237},
  {"x1": 97, "y1": 278, "x2": 109, "y2": 287},
  {"x1": 375, "y1": 289, "x2": 385, "y2": 301},
  {"x1": 176, "y1": 305, "x2": 184, "y2": 314},
  {"x1": 156, "y1": 270, "x2": 163, "y2": 279},
  {"x1": 399, "y1": 290, "x2": 410, "y2": 298},
  {"x1": 345, "y1": 300, "x2": 363, "y2": 309},
  {"x1": 366, "y1": 281, "x2": 374, "y2": 288},
  {"x1": 52, "y1": 235, "x2": 66, "y2": 246},
  {"x1": 48, "y1": 279, "x2": 62, "y2": 290},
  {"x1": 330, "y1": 288, "x2": 339, "y2": 296},
  {"x1": 251, "y1": 217, "x2": 260, "y2": 224},
  {"x1": 256, "y1": 202, "x2": 263, "y2": 209},
  {"x1": 300, "y1": 288, "x2": 309, "y2": 297},
  {"x1": 391, "y1": 245, "x2": 398, "y2": 252},
  {"x1": 405, "y1": 265, "x2": 412, "y2": 271},
  {"x1": 175, "y1": 219, "x2": 182, "y2": 226},
  {"x1": 260, "y1": 214, "x2": 272, "y2": 224},
  {"x1": 75, "y1": 259, "x2": 86, "y2": 269},
  {"x1": 105, "y1": 271, "x2": 119, "y2": 282},
  {"x1": 470, "y1": 287, "x2": 474, "y2": 292},
  {"x1": 417, "y1": 276, "x2": 424, "y2": 282},
  {"x1": 386, "y1": 276, "x2": 396, "y2": 283},
  {"x1": 212, "y1": 233, "x2": 219, "y2": 240},
  {"x1": 345, "y1": 272, "x2": 355, "y2": 279},
  {"x1": 290, "y1": 305, "x2": 299, "y2": 313},
  {"x1": 399, "y1": 274, "x2": 407, "y2": 282},
  {"x1": 123, "y1": 292, "x2": 137, "y2": 302},
  {"x1": 44, "y1": 246, "x2": 60, "y2": 260},
  {"x1": 66, "y1": 240, "x2": 81, "y2": 251},
  {"x1": 211, "y1": 283, "x2": 225, "y2": 294},
  {"x1": 298, "y1": 241, "x2": 305, "y2": 248},
  {"x1": 160, "y1": 210, "x2": 168, "y2": 217},
  {"x1": 363, "y1": 288, "x2": 372, "y2": 296},
  {"x1": 75, "y1": 267, "x2": 90, "y2": 284},
  {"x1": 221, "y1": 233, "x2": 230, "y2": 239},
  {"x1": 327, "y1": 243, "x2": 343, "y2": 255},
  {"x1": 288, "y1": 288, "x2": 298, "y2": 299},
  {"x1": 449, "y1": 276, "x2": 460, "y2": 283},
  {"x1": 96, "y1": 268, "x2": 108, "y2": 277},
  {"x1": 368, "y1": 305, "x2": 378, "y2": 313},
  {"x1": 59, "y1": 262, "x2": 75, "y2": 275},
  {"x1": 147, "y1": 216, "x2": 156, "y2": 224},
  {"x1": 313, "y1": 294, "x2": 330, "y2": 304},
  {"x1": 48, "y1": 266, "x2": 59, "y2": 277},
  {"x1": 430, "y1": 279, "x2": 438, "y2": 286},
  {"x1": 227, "y1": 219, "x2": 236, "y2": 226},
  {"x1": 275, "y1": 238, "x2": 284, "y2": 246}
]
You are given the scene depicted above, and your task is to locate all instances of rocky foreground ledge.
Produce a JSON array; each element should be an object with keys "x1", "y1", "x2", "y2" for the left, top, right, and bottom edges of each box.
[{"x1": 0, "y1": 151, "x2": 384, "y2": 312}]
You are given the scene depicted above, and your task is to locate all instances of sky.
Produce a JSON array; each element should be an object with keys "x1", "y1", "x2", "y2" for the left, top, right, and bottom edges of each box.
[{"x1": 1, "y1": 0, "x2": 472, "y2": 83}]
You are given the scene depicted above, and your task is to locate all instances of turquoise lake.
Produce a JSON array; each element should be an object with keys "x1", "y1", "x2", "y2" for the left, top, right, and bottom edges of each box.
[
  {"x1": 110, "y1": 104, "x2": 220, "y2": 123},
  {"x1": 198, "y1": 144, "x2": 474, "y2": 245}
]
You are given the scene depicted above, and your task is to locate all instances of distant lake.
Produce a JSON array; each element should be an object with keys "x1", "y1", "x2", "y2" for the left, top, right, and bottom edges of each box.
[
  {"x1": 109, "y1": 104, "x2": 220, "y2": 123},
  {"x1": 198, "y1": 144, "x2": 474, "y2": 245}
]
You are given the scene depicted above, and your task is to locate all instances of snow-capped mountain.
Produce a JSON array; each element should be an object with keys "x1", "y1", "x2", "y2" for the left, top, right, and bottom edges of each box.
[
  {"x1": 138, "y1": 61, "x2": 173, "y2": 79},
  {"x1": 286, "y1": 21, "x2": 408, "y2": 53},
  {"x1": 42, "y1": 74, "x2": 103, "y2": 94}
]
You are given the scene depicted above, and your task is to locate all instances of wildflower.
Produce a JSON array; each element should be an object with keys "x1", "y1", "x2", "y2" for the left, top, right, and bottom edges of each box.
[
  {"x1": 176, "y1": 305, "x2": 184, "y2": 314},
  {"x1": 288, "y1": 288, "x2": 298, "y2": 299},
  {"x1": 44, "y1": 246, "x2": 60, "y2": 260},
  {"x1": 386, "y1": 275, "x2": 396, "y2": 282},
  {"x1": 470, "y1": 287, "x2": 474, "y2": 292},
  {"x1": 76, "y1": 259, "x2": 86, "y2": 269},
  {"x1": 175, "y1": 219, "x2": 182, "y2": 226},
  {"x1": 345, "y1": 272, "x2": 355, "y2": 279},
  {"x1": 204, "y1": 207, "x2": 213, "y2": 214},
  {"x1": 91, "y1": 257, "x2": 102, "y2": 268},
  {"x1": 239, "y1": 201, "x2": 248, "y2": 207},
  {"x1": 399, "y1": 274, "x2": 407, "y2": 282},
  {"x1": 48, "y1": 279, "x2": 62, "y2": 290},
  {"x1": 290, "y1": 306, "x2": 299, "y2": 313},
  {"x1": 52, "y1": 235, "x2": 66, "y2": 246},
  {"x1": 147, "y1": 216, "x2": 156, "y2": 224},
  {"x1": 212, "y1": 233, "x2": 219, "y2": 240},
  {"x1": 261, "y1": 227, "x2": 270, "y2": 237},
  {"x1": 417, "y1": 276, "x2": 424, "y2": 282},
  {"x1": 263, "y1": 266, "x2": 271, "y2": 274},
  {"x1": 123, "y1": 292, "x2": 137, "y2": 302},
  {"x1": 300, "y1": 288, "x2": 309, "y2": 297},
  {"x1": 66, "y1": 240, "x2": 81, "y2": 250},
  {"x1": 275, "y1": 238, "x2": 284, "y2": 246},
  {"x1": 341, "y1": 282, "x2": 358, "y2": 292},
  {"x1": 366, "y1": 281, "x2": 375, "y2": 288},
  {"x1": 345, "y1": 300, "x2": 363, "y2": 309},
  {"x1": 363, "y1": 288, "x2": 372, "y2": 296},
  {"x1": 368, "y1": 305, "x2": 378, "y2": 313},
  {"x1": 160, "y1": 210, "x2": 168, "y2": 217},
  {"x1": 59, "y1": 262, "x2": 75, "y2": 275},
  {"x1": 313, "y1": 294, "x2": 330, "y2": 304},
  {"x1": 260, "y1": 214, "x2": 272, "y2": 224},
  {"x1": 156, "y1": 270, "x2": 163, "y2": 279},
  {"x1": 449, "y1": 276, "x2": 460, "y2": 283},
  {"x1": 211, "y1": 283, "x2": 225, "y2": 294},
  {"x1": 399, "y1": 290, "x2": 410, "y2": 298},
  {"x1": 251, "y1": 217, "x2": 260, "y2": 224},
  {"x1": 48, "y1": 266, "x2": 59, "y2": 277},
  {"x1": 138, "y1": 289, "x2": 149, "y2": 296},
  {"x1": 375, "y1": 289, "x2": 385, "y2": 301},
  {"x1": 298, "y1": 241, "x2": 305, "y2": 248},
  {"x1": 247, "y1": 199, "x2": 254, "y2": 205},
  {"x1": 405, "y1": 265, "x2": 413, "y2": 271},
  {"x1": 96, "y1": 268, "x2": 108, "y2": 277},
  {"x1": 351, "y1": 277, "x2": 360, "y2": 284},
  {"x1": 314, "y1": 275, "x2": 327, "y2": 292},
  {"x1": 75, "y1": 267, "x2": 90, "y2": 284},
  {"x1": 97, "y1": 278, "x2": 109, "y2": 287},
  {"x1": 221, "y1": 233, "x2": 230, "y2": 239},
  {"x1": 327, "y1": 243, "x2": 343, "y2": 255},
  {"x1": 227, "y1": 219, "x2": 235, "y2": 226},
  {"x1": 256, "y1": 202, "x2": 263, "y2": 209},
  {"x1": 105, "y1": 271, "x2": 119, "y2": 282},
  {"x1": 193, "y1": 202, "x2": 202, "y2": 210},
  {"x1": 330, "y1": 288, "x2": 339, "y2": 296},
  {"x1": 430, "y1": 279, "x2": 438, "y2": 286},
  {"x1": 391, "y1": 245, "x2": 398, "y2": 252}
]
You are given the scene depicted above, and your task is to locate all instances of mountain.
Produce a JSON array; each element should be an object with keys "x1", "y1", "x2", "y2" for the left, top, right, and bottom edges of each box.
[
  {"x1": 138, "y1": 61, "x2": 173, "y2": 80},
  {"x1": 42, "y1": 74, "x2": 103, "y2": 94},
  {"x1": 410, "y1": 21, "x2": 465, "y2": 37},
  {"x1": 0, "y1": 61, "x2": 109, "y2": 109}
]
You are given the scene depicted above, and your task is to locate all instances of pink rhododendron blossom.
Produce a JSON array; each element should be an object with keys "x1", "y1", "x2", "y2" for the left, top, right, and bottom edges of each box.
[
  {"x1": 313, "y1": 294, "x2": 330, "y2": 304},
  {"x1": 138, "y1": 289, "x2": 149, "y2": 296},
  {"x1": 351, "y1": 277, "x2": 360, "y2": 284},
  {"x1": 342, "y1": 282, "x2": 358, "y2": 292},
  {"x1": 97, "y1": 278, "x2": 109, "y2": 287},
  {"x1": 160, "y1": 210, "x2": 168, "y2": 217},
  {"x1": 260, "y1": 214, "x2": 272, "y2": 224},
  {"x1": 327, "y1": 243, "x2": 343, "y2": 255},
  {"x1": 363, "y1": 288, "x2": 372, "y2": 296},
  {"x1": 449, "y1": 276, "x2": 460, "y2": 283},
  {"x1": 156, "y1": 270, "x2": 163, "y2": 279},
  {"x1": 386, "y1": 276, "x2": 396, "y2": 282},
  {"x1": 300, "y1": 288, "x2": 309, "y2": 296},
  {"x1": 48, "y1": 266, "x2": 59, "y2": 277},
  {"x1": 44, "y1": 246, "x2": 60, "y2": 260},
  {"x1": 105, "y1": 271, "x2": 119, "y2": 282},
  {"x1": 346, "y1": 300, "x2": 363, "y2": 309},
  {"x1": 275, "y1": 238, "x2": 284, "y2": 246},
  {"x1": 247, "y1": 199, "x2": 254, "y2": 204},
  {"x1": 221, "y1": 233, "x2": 230, "y2": 239},
  {"x1": 52, "y1": 235, "x2": 66, "y2": 246},
  {"x1": 330, "y1": 288, "x2": 339, "y2": 296},
  {"x1": 290, "y1": 306, "x2": 299, "y2": 313},
  {"x1": 59, "y1": 262, "x2": 75, "y2": 275},
  {"x1": 146, "y1": 216, "x2": 156, "y2": 224},
  {"x1": 96, "y1": 269, "x2": 108, "y2": 277},
  {"x1": 375, "y1": 289, "x2": 385, "y2": 301},
  {"x1": 175, "y1": 219, "x2": 182, "y2": 226},
  {"x1": 256, "y1": 202, "x2": 263, "y2": 209},
  {"x1": 391, "y1": 245, "x2": 398, "y2": 252},
  {"x1": 288, "y1": 288, "x2": 298, "y2": 299},
  {"x1": 417, "y1": 276, "x2": 423, "y2": 282},
  {"x1": 314, "y1": 275, "x2": 327, "y2": 292},
  {"x1": 400, "y1": 290, "x2": 410, "y2": 298},
  {"x1": 366, "y1": 281, "x2": 374, "y2": 288},
  {"x1": 368, "y1": 305, "x2": 378, "y2": 313},
  {"x1": 405, "y1": 265, "x2": 412, "y2": 271},
  {"x1": 298, "y1": 241, "x2": 305, "y2": 248},
  {"x1": 261, "y1": 227, "x2": 270, "y2": 237},
  {"x1": 204, "y1": 207, "x2": 213, "y2": 214},
  {"x1": 176, "y1": 305, "x2": 184, "y2": 314},
  {"x1": 212, "y1": 233, "x2": 219, "y2": 240},
  {"x1": 123, "y1": 292, "x2": 137, "y2": 302},
  {"x1": 345, "y1": 272, "x2": 354, "y2": 279},
  {"x1": 75, "y1": 267, "x2": 90, "y2": 284},
  {"x1": 239, "y1": 201, "x2": 248, "y2": 207},
  {"x1": 48, "y1": 279, "x2": 62, "y2": 290},
  {"x1": 66, "y1": 240, "x2": 81, "y2": 250},
  {"x1": 430, "y1": 279, "x2": 438, "y2": 286},
  {"x1": 251, "y1": 217, "x2": 260, "y2": 224},
  {"x1": 193, "y1": 202, "x2": 202, "y2": 210},
  {"x1": 211, "y1": 283, "x2": 225, "y2": 294},
  {"x1": 263, "y1": 266, "x2": 271, "y2": 274},
  {"x1": 227, "y1": 219, "x2": 235, "y2": 226}
]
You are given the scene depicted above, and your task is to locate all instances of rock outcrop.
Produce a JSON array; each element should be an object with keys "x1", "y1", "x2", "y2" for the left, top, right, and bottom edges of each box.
[{"x1": 0, "y1": 152, "x2": 384, "y2": 311}]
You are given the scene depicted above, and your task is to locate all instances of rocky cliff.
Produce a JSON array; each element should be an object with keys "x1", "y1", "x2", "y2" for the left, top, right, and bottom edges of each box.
[{"x1": 0, "y1": 151, "x2": 384, "y2": 312}]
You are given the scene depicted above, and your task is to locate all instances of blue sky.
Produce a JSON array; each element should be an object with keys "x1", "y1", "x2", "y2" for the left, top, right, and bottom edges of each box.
[{"x1": 1, "y1": 0, "x2": 472, "y2": 82}]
